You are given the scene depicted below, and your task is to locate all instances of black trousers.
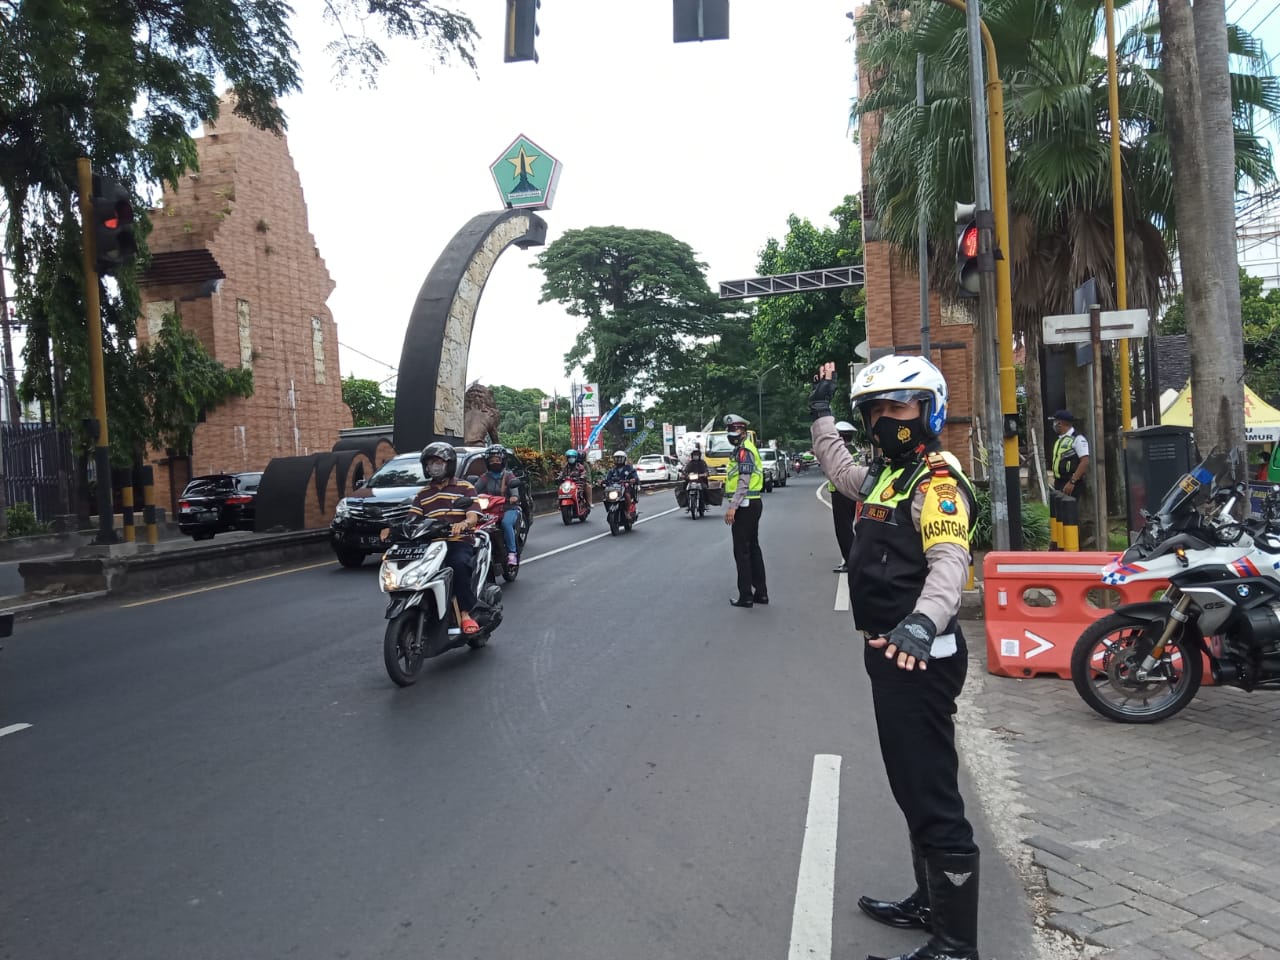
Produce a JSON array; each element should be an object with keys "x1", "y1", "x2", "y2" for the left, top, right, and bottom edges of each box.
[
  {"x1": 863, "y1": 627, "x2": 977, "y2": 857},
  {"x1": 831, "y1": 489, "x2": 857, "y2": 563},
  {"x1": 445, "y1": 541, "x2": 477, "y2": 612},
  {"x1": 731, "y1": 497, "x2": 766, "y2": 600}
]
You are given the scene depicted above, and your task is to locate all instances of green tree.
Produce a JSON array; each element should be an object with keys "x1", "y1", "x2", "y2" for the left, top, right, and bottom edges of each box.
[
  {"x1": 341, "y1": 376, "x2": 395, "y2": 427},
  {"x1": 751, "y1": 195, "x2": 866, "y2": 384},
  {"x1": 137, "y1": 313, "x2": 254, "y2": 457},
  {"x1": 0, "y1": 0, "x2": 478, "y2": 466},
  {"x1": 535, "y1": 226, "x2": 730, "y2": 411}
]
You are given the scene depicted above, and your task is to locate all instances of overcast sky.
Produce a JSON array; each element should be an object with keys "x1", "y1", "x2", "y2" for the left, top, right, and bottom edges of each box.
[{"x1": 280, "y1": 0, "x2": 862, "y2": 399}]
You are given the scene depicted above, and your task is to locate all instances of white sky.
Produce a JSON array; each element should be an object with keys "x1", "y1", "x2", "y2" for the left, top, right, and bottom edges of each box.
[{"x1": 280, "y1": 0, "x2": 862, "y2": 399}]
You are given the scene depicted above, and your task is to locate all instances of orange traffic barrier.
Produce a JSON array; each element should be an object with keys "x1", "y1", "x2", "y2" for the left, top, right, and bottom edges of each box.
[{"x1": 983, "y1": 551, "x2": 1170, "y2": 679}]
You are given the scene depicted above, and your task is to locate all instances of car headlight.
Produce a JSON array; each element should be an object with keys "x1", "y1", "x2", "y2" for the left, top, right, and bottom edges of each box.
[{"x1": 334, "y1": 499, "x2": 351, "y2": 519}]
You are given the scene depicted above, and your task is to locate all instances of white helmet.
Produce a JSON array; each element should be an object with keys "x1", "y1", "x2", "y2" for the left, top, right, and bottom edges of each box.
[
  {"x1": 612, "y1": 450, "x2": 627, "y2": 465},
  {"x1": 850, "y1": 354, "x2": 948, "y2": 438}
]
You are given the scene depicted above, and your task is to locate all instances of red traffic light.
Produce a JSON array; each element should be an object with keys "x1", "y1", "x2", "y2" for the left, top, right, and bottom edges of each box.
[{"x1": 960, "y1": 223, "x2": 979, "y2": 259}]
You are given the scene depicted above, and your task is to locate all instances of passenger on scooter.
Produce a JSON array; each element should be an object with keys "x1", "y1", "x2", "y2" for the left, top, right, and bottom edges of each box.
[
  {"x1": 472, "y1": 443, "x2": 522, "y2": 568},
  {"x1": 605, "y1": 451, "x2": 641, "y2": 515},
  {"x1": 556, "y1": 449, "x2": 591, "y2": 507},
  {"x1": 408, "y1": 442, "x2": 483, "y2": 636}
]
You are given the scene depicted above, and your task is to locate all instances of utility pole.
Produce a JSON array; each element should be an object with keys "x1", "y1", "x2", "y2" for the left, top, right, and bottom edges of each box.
[
  {"x1": 918, "y1": 53, "x2": 932, "y2": 360},
  {"x1": 0, "y1": 254, "x2": 20, "y2": 423},
  {"x1": 961, "y1": 0, "x2": 1009, "y2": 550}
]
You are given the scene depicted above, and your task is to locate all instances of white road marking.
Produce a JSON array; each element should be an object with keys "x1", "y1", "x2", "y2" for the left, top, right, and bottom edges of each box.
[
  {"x1": 521, "y1": 506, "x2": 682, "y2": 566},
  {"x1": 815, "y1": 484, "x2": 831, "y2": 510},
  {"x1": 120, "y1": 560, "x2": 336, "y2": 607},
  {"x1": 0, "y1": 723, "x2": 33, "y2": 738},
  {"x1": 833, "y1": 576, "x2": 849, "y2": 612},
  {"x1": 788, "y1": 753, "x2": 842, "y2": 960}
]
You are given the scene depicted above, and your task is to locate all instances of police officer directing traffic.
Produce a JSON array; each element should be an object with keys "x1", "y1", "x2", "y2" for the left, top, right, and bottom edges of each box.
[
  {"x1": 723, "y1": 413, "x2": 768, "y2": 608},
  {"x1": 809, "y1": 356, "x2": 981, "y2": 960}
]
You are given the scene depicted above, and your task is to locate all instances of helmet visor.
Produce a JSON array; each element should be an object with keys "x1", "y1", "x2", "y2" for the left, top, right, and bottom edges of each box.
[{"x1": 853, "y1": 389, "x2": 930, "y2": 408}]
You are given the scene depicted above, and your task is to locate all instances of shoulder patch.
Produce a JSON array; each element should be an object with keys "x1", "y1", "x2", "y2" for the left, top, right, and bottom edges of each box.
[
  {"x1": 920, "y1": 476, "x2": 970, "y2": 551},
  {"x1": 926, "y1": 452, "x2": 952, "y2": 477}
]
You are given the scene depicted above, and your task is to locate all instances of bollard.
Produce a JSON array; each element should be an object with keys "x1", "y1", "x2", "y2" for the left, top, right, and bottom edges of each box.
[
  {"x1": 121, "y1": 479, "x2": 136, "y2": 542},
  {"x1": 142, "y1": 465, "x2": 158, "y2": 545},
  {"x1": 1062, "y1": 494, "x2": 1080, "y2": 552},
  {"x1": 1048, "y1": 489, "x2": 1061, "y2": 551}
]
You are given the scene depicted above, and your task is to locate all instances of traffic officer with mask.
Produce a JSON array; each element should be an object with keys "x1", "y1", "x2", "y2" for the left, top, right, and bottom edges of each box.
[
  {"x1": 723, "y1": 413, "x2": 768, "y2": 608},
  {"x1": 809, "y1": 356, "x2": 980, "y2": 960}
]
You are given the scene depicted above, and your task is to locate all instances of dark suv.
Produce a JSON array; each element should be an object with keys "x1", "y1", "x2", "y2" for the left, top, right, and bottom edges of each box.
[
  {"x1": 178, "y1": 472, "x2": 263, "y2": 540},
  {"x1": 329, "y1": 446, "x2": 534, "y2": 568}
]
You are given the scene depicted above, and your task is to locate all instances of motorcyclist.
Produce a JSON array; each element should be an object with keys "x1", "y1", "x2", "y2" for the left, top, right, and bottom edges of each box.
[
  {"x1": 604, "y1": 450, "x2": 641, "y2": 517},
  {"x1": 471, "y1": 443, "x2": 522, "y2": 567},
  {"x1": 556, "y1": 449, "x2": 591, "y2": 507},
  {"x1": 406, "y1": 442, "x2": 483, "y2": 636},
  {"x1": 684, "y1": 446, "x2": 710, "y2": 485}
]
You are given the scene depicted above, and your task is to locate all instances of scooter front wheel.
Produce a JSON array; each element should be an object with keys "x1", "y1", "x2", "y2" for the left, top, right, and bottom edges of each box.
[
  {"x1": 561, "y1": 506, "x2": 574, "y2": 526},
  {"x1": 384, "y1": 611, "x2": 427, "y2": 686}
]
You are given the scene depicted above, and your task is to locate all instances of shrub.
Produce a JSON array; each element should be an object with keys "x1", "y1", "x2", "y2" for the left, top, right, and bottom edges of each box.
[
  {"x1": 969, "y1": 487, "x2": 1050, "y2": 551},
  {"x1": 6, "y1": 501, "x2": 48, "y2": 538}
]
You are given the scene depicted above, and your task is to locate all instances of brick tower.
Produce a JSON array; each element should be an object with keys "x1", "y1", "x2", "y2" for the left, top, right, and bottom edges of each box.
[{"x1": 138, "y1": 97, "x2": 352, "y2": 513}]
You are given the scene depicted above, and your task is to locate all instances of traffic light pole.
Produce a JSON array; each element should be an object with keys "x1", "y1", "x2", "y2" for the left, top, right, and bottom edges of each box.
[{"x1": 76, "y1": 158, "x2": 116, "y2": 545}]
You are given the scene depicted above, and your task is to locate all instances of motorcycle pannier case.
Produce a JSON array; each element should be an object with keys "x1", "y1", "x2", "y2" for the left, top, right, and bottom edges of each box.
[
  {"x1": 675, "y1": 485, "x2": 689, "y2": 508},
  {"x1": 706, "y1": 482, "x2": 725, "y2": 507}
]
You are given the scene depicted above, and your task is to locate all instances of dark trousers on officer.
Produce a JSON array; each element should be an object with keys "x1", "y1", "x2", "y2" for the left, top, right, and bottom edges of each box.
[
  {"x1": 832, "y1": 489, "x2": 856, "y2": 563},
  {"x1": 732, "y1": 498, "x2": 767, "y2": 600},
  {"x1": 863, "y1": 627, "x2": 977, "y2": 857}
]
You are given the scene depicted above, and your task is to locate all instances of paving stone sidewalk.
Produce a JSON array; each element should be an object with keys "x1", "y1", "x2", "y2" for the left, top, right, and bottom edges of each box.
[{"x1": 959, "y1": 618, "x2": 1280, "y2": 960}]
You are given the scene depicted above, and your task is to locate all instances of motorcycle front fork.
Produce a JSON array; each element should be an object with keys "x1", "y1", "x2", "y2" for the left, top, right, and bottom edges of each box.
[{"x1": 1137, "y1": 592, "x2": 1191, "y2": 680}]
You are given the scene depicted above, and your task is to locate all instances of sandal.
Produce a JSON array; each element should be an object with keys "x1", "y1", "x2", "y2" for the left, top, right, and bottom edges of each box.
[{"x1": 461, "y1": 616, "x2": 482, "y2": 636}]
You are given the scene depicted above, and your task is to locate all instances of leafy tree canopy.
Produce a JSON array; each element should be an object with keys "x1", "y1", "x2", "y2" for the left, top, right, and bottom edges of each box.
[{"x1": 341, "y1": 376, "x2": 395, "y2": 428}]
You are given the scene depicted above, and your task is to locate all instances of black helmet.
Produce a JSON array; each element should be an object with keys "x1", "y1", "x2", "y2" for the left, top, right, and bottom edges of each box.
[
  {"x1": 484, "y1": 443, "x2": 505, "y2": 469},
  {"x1": 420, "y1": 441, "x2": 456, "y2": 480}
]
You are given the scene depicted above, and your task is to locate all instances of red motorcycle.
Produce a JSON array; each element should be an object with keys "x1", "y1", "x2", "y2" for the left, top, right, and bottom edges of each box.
[
  {"x1": 557, "y1": 477, "x2": 591, "y2": 525},
  {"x1": 474, "y1": 493, "x2": 526, "y2": 582}
]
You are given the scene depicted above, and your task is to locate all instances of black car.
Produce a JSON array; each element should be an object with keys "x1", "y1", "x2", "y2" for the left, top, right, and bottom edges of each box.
[
  {"x1": 178, "y1": 472, "x2": 263, "y2": 540},
  {"x1": 329, "y1": 446, "x2": 535, "y2": 568}
]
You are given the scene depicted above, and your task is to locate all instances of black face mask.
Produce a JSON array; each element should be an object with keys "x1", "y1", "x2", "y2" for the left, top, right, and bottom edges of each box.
[
  {"x1": 871, "y1": 415, "x2": 924, "y2": 462},
  {"x1": 728, "y1": 432, "x2": 744, "y2": 447}
]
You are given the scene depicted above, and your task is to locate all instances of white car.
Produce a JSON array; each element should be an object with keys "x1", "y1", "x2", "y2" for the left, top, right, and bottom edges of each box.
[{"x1": 636, "y1": 454, "x2": 679, "y2": 483}]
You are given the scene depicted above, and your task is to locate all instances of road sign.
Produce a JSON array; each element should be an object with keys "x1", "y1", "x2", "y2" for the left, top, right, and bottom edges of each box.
[
  {"x1": 645, "y1": 419, "x2": 655, "y2": 430},
  {"x1": 1042, "y1": 309, "x2": 1149, "y2": 346},
  {"x1": 662, "y1": 422, "x2": 674, "y2": 442},
  {"x1": 540, "y1": 397, "x2": 551, "y2": 410},
  {"x1": 623, "y1": 416, "x2": 636, "y2": 432},
  {"x1": 539, "y1": 410, "x2": 548, "y2": 424}
]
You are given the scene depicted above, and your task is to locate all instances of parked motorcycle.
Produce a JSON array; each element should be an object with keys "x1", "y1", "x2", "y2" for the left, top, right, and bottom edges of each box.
[
  {"x1": 379, "y1": 500, "x2": 503, "y2": 686},
  {"x1": 603, "y1": 482, "x2": 637, "y2": 536},
  {"x1": 558, "y1": 477, "x2": 591, "y2": 525},
  {"x1": 475, "y1": 493, "x2": 526, "y2": 583},
  {"x1": 685, "y1": 472, "x2": 707, "y2": 518},
  {"x1": 1071, "y1": 450, "x2": 1280, "y2": 722}
]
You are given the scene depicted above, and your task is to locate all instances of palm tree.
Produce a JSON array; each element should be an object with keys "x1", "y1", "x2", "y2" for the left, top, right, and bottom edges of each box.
[{"x1": 854, "y1": 0, "x2": 1277, "y2": 478}]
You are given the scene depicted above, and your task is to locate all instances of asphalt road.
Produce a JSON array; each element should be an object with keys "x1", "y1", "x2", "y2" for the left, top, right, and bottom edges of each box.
[{"x1": 0, "y1": 475, "x2": 1035, "y2": 960}]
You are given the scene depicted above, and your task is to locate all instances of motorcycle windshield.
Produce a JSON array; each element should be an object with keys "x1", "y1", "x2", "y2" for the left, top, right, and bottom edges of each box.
[{"x1": 1152, "y1": 449, "x2": 1233, "y2": 524}]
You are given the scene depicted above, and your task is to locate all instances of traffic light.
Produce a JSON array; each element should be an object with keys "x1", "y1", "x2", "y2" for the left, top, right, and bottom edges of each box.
[
  {"x1": 674, "y1": 0, "x2": 730, "y2": 42},
  {"x1": 504, "y1": 0, "x2": 540, "y2": 63},
  {"x1": 954, "y1": 201, "x2": 979, "y2": 298},
  {"x1": 91, "y1": 175, "x2": 137, "y2": 275}
]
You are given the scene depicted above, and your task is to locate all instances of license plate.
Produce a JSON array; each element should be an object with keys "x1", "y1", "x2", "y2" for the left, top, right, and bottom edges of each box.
[{"x1": 387, "y1": 546, "x2": 425, "y2": 560}]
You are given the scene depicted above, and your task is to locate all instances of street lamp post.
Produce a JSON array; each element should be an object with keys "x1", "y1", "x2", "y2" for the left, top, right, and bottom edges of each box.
[{"x1": 756, "y1": 363, "x2": 782, "y2": 442}]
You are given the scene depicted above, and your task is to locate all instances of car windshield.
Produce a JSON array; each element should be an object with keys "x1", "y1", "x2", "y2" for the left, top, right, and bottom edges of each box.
[
  {"x1": 762, "y1": 450, "x2": 776, "y2": 461},
  {"x1": 237, "y1": 474, "x2": 262, "y2": 492},
  {"x1": 706, "y1": 433, "x2": 735, "y2": 455},
  {"x1": 183, "y1": 477, "x2": 234, "y2": 496},
  {"x1": 369, "y1": 458, "x2": 426, "y2": 489}
]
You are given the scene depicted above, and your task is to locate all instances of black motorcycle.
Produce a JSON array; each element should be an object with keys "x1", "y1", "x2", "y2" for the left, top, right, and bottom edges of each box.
[
  {"x1": 684, "y1": 471, "x2": 707, "y2": 518},
  {"x1": 604, "y1": 482, "x2": 636, "y2": 536}
]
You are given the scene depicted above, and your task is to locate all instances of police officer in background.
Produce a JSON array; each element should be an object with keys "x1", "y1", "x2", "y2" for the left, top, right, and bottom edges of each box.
[
  {"x1": 723, "y1": 413, "x2": 768, "y2": 608},
  {"x1": 829, "y1": 420, "x2": 859, "y2": 573},
  {"x1": 809, "y1": 357, "x2": 980, "y2": 960},
  {"x1": 1049, "y1": 409, "x2": 1090, "y2": 498}
]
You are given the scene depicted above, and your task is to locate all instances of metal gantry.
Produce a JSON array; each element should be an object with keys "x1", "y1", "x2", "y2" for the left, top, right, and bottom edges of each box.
[{"x1": 717, "y1": 266, "x2": 865, "y2": 301}]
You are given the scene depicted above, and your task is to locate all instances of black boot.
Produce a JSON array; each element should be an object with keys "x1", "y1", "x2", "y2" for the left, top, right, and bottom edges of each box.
[
  {"x1": 867, "y1": 850, "x2": 979, "y2": 960},
  {"x1": 857, "y1": 840, "x2": 931, "y2": 930}
]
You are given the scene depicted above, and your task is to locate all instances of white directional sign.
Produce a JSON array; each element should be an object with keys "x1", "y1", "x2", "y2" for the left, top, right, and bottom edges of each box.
[{"x1": 1042, "y1": 308, "x2": 1149, "y2": 346}]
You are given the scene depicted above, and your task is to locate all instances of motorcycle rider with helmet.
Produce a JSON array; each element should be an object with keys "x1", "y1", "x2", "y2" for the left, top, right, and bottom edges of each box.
[
  {"x1": 809, "y1": 356, "x2": 980, "y2": 960},
  {"x1": 556, "y1": 449, "x2": 591, "y2": 509},
  {"x1": 604, "y1": 450, "x2": 641, "y2": 518},
  {"x1": 830, "y1": 420, "x2": 860, "y2": 573},
  {"x1": 723, "y1": 413, "x2": 768, "y2": 608},
  {"x1": 406, "y1": 442, "x2": 484, "y2": 636},
  {"x1": 685, "y1": 445, "x2": 710, "y2": 482},
  {"x1": 472, "y1": 443, "x2": 522, "y2": 568}
]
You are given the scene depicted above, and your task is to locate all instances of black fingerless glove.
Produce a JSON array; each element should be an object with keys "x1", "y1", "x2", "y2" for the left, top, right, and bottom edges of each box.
[
  {"x1": 887, "y1": 612, "x2": 937, "y2": 663},
  {"x1": 808, "y1": 377, "x2": 837, "y2": 421}
]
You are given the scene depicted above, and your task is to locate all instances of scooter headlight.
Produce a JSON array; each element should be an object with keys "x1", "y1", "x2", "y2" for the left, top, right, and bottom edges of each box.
[{"x1": 380, "y1": 540, "x2": 447, "y2": 592}]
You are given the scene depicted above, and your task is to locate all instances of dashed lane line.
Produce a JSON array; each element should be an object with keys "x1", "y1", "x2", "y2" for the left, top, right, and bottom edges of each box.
[
  {"x1": 0, "y1": 723, "x2": 33, "y2": 738},
  {"x1": 788, "y1": 754, "x2": 842, "y2": 960}
]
